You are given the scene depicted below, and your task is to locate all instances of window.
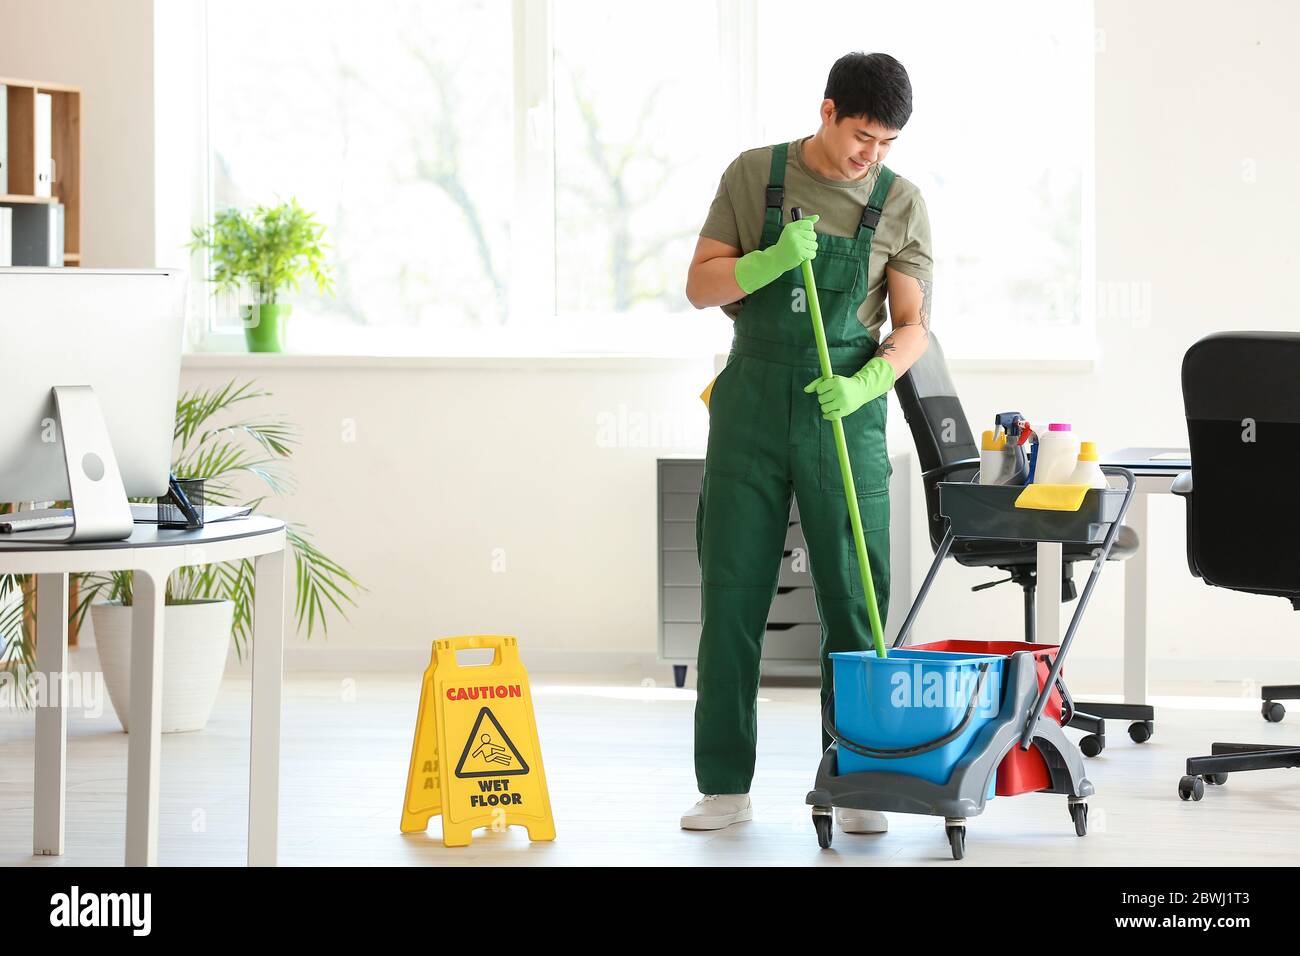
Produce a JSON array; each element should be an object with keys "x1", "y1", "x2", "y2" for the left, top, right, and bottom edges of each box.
[
  {"x1": 755, "y1": 0, "x2": 1095, "y2": 359},
  {"x1": 205, "y1": 0, "x2": 516, "y2": 351},
  {"x1": 200, "y1": 0, "x2": 1094, "y2": 358},
  {"x1": 552, "y1": 1, "x2": 731, "y2": 317}
]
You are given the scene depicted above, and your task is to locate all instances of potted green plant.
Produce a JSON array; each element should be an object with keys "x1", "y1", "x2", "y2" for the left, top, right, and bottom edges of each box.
[
  {"x1": 72, "y1": 379, "x2": 363, "y2": 732},
  {"x1": 189, "y1": 198, "x2": 334, "y2": 352}
]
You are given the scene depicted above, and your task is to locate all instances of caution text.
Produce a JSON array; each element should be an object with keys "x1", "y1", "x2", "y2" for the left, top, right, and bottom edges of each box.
[{"x1": 446, "y1": 684, "x2": 522, "y2": 701}]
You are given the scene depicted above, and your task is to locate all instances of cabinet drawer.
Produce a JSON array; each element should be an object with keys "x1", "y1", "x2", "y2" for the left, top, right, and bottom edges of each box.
[
  {"x1": 662, "y1": 550, "x2": 700, "y2": 586},
  {"x1": 661, "y1": 492, "x2": 699, "y2": 521},
  {"x1": 663, "y1": 552, "x2": 815, "y2": 588},
  {"x1": 662, "y1": 621, "x2": 701, "y2": 658},
  {"x1": 659, "y1": 461, "x2": 705, "y2": 492},
  {"x1": 768, "y1": 587, "x2": 818, "y2": 623},
  {"x1": 760, "y1": 623, "x2": 822, "y2": 661},
  {"x1": 776, "y1": 552, "x2": 813, "y2": 587},
  {"x1": 664, "y1": 622, "x2": 821, "y2": 662},
  {"x1": 662, "y1": 521, "x2": 803, "y2": 555},
  {"x1": 660, "y1": 485, "x2": 799, "y2": 523},
  {"x1": 663, "y1": 585, "x2": 815, "y2": 624},
  {"x1": 661, "y1": 521, "x2": 697, "y2": 551},
  {"x1": 662, "y1": 586, "x2": 701, "y2": 622}
]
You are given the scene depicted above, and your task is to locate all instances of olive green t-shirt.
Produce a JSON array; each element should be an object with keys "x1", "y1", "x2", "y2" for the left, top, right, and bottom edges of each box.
[{"x1": 699, "y1": 137, "x2": 933, "y2": 340}]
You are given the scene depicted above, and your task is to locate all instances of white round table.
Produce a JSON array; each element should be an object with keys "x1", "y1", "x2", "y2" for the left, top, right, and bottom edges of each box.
[{"x1": 0, "y1": 516, "x2": 287, "y2": 866}]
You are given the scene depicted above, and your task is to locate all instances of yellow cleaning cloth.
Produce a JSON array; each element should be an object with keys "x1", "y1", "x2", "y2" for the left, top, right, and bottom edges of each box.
[
  {"x1": 700, "y1": 375, "x2": 717, "y2": 409},
  {"x1": 1014, "y1": 483, "x2": 1090, "y2": 512}
]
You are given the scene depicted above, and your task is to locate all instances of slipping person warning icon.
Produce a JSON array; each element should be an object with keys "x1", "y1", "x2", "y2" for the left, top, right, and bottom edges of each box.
[
  {"x1": 472, "y1": 733, "x2": 511, "y2": 766},
  {"x1": 455, "y1": 707, "x2": 530, "y2": 777}
]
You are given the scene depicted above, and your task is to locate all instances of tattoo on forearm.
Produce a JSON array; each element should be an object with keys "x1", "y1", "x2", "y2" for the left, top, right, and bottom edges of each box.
[
  {"x1": 916, "y1": 278, "x2": 932, "y2": 335},
  {"x1": 879, "y1": 279, "x2": 932, "y2": 360}
]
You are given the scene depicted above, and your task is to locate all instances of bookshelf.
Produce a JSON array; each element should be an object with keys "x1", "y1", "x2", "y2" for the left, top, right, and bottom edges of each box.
[{"x1": 1, "y1": 76, "x2": 82, "y2": 265}]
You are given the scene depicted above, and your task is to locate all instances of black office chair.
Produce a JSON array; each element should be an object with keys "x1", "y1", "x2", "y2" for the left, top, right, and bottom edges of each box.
[
  {"x1": 895, "y1": 334, "x2": 1152, "y2": 754},
  {"x1": 1174, "y1": 332, "x2": 1300, "y2": 801}
]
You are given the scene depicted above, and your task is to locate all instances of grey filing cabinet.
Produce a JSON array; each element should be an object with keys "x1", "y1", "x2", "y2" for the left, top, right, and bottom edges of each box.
[{"x1": 658, "y1": 453, "x2": 911, "y2": 687}]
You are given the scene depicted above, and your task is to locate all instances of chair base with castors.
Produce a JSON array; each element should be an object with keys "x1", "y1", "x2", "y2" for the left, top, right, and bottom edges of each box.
[
  {"x1": 1067, "y1": 712, "x2": 1106, "y2": 757},
  {"x1": 1056, "y1": 678, "x2": 1155, "y2": 754},
  {"x1": 1070, "y1": 701, "x2": 1155, "y2": 745},
  {"x1": 1261, "y1": 684, "x2": 1298, "y2": 723},
  {"x1": 1178, "y1": 741, "x2": 1300, "y2": 801}
]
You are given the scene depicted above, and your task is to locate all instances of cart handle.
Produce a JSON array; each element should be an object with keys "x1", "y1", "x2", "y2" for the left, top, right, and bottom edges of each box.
[{"x1": 822, "y1": 662, "x2": 993, "y2": 759}]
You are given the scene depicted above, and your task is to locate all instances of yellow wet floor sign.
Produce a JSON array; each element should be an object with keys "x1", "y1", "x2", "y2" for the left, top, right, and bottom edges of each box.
[{"x1": 400, "y1": 635, "x2": 556, "y2": 846}]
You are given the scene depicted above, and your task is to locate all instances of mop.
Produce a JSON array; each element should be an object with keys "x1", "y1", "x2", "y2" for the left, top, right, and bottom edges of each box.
[{"x1": 792, "y1": 207, "x2": 887, "y2": 658}]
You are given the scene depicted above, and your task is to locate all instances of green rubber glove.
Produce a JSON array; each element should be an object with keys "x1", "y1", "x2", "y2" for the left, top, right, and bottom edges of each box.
[
  {"x1": 803, "y1": 357, "x2": 896, "y2": 421},
  {"x1": 734, "y1": 215, "x2": 819, "y2": 294}
]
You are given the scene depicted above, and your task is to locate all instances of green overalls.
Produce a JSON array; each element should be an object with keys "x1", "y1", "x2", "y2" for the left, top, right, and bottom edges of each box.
[{"x1": 695, "y1": 142, "x2": 895, "y2": 795}]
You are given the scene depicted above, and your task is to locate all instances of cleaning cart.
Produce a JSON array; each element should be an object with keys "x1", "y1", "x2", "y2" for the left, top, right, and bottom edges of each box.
[{"x1": 806, "y1": 468, "x2": 1137, "y2": 859}]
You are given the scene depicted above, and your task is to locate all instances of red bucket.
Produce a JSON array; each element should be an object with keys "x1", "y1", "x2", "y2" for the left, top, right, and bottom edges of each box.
[{"x1": 908, "y1": 640, "x2": 1065, "y2": 796}]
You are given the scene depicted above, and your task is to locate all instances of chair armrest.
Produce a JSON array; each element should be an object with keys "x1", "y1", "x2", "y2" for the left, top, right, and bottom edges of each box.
[
  {"x1": 922, "y1": 457, "x2": 982, "y2": 483},
  {"x1": 1170, "y1": 470, "x2": 1199, "y2": 578}
]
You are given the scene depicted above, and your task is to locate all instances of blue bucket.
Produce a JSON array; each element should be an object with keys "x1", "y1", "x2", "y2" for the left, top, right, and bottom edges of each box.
[{"x1": 830, "y1": 648, "x2": 1006, "y2": 787}]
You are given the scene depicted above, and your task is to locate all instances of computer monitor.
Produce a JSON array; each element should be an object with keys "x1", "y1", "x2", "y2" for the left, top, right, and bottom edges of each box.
[{"x1": 0, "y1": 267, "x2": 187, "y2": 542}]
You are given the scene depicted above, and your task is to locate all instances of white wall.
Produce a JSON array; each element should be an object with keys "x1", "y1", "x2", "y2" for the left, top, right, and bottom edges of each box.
[
  {"x1": 0, "y1": 0, "x2": 155, "y2": 267},
  {"x1": 922, "y1": 0, "x2": 1300, "y2": 689},
  {"x1": 6, "y1": 0, "x2": 1298, "y2": 684},
  {"x1": 178, "y1": 354, "x2": 716, "y2": 675}
]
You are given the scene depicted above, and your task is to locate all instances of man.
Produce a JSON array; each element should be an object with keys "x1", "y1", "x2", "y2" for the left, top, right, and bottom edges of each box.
[{"x1": 681, "y1": 52, "x2": 932, "y2": 834}]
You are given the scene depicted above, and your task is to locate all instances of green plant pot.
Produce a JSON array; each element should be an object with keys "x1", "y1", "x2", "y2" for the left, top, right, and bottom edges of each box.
[{"x1": 241, "y1": 303, "x2": 292, "y2": 352}]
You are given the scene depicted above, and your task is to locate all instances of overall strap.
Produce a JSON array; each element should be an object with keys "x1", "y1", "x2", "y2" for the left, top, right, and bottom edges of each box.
[
  {"x1": 762, "y1": 142, "x2": 790, "y2": 237},
  {"x1": 855, "y1": 165, "x2": 896, "y2": 243}
]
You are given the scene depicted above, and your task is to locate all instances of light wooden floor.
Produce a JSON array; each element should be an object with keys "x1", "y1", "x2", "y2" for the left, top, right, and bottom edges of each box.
[{"x1": 2, "y1": 652, "x2": 1297, "y2": 866}]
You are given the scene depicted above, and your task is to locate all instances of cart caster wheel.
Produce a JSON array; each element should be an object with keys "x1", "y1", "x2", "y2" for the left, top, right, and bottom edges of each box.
[
  {"x1": 1178, "y1": 775, "x2": 1205, "y2": 801},
  {"x1": 1263, "y1": 701, "x2": 1286, "y2": 723},
  {"x1": 1205, "y1": 772, "x2": 1228, "y2": 786},
  {"x1": 1069, "y1": 801, "x2": 1088, "y2": 836},
  {"x1": 812, "y1": 810, "x2": 833, "y2": 849},
  {"x1": 673, "y1": 665, "x2": 687, "y2": 689},
  {"x1": 946, "y1": 824, "x2": 966, "y2": 860},
  {"x1": 1128, "y1": 720, "x2": 1154, "y2": 744},
  {"x1": 1080, "y1": 733, "x2": 1105, "y2": 758}
]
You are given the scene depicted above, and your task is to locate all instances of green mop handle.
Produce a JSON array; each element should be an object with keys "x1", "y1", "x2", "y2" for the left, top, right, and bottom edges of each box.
[{"x1": 791, "y1": 207, "x2": 887, "y2": 658}]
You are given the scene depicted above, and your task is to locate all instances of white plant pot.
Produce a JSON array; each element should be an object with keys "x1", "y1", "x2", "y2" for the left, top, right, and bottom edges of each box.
[{"x1": 91, "y1": 599, "x2": 235, "y2": 733}]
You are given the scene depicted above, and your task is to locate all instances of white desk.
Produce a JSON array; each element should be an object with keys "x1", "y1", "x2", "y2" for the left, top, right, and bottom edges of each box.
[
  {"x1": 1034, "y1": 458, "x2": 1188, "y2": 707},
  {"x1": 0, "y1": 516, "x2": 287, "y2": 866}
]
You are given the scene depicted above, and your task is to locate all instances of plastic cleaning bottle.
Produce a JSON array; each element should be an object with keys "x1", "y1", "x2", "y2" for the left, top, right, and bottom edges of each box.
[
  {"x1": 1033, "y1": 423, "x2": 1081, "y2": 484},
  {"x1": 1066, "y1": 441, "x2": 1109, "y2": 488},
  {"x1": 990, "y1": 413, "x2": 1032, "y2": 485},
  {"x1": 979, "y1": 430, "x2": 1010, "y2": 485}
]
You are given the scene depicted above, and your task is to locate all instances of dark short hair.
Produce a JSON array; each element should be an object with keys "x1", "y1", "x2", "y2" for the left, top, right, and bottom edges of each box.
[{"x1": 824, "y1": 52, "x2": 913, "y2": 130}]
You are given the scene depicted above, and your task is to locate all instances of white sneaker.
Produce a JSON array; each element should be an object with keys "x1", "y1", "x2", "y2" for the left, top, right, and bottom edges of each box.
[
  {"x1": 835, "y1": 807, "x2": 888, "y2": 834},
  {"x1": 680, "y1": 794, "x2": 753, "y2": 830}
]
